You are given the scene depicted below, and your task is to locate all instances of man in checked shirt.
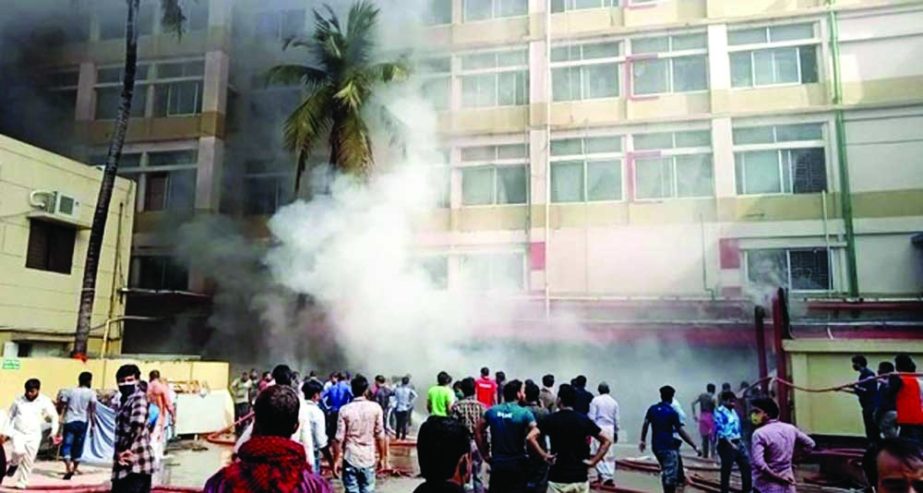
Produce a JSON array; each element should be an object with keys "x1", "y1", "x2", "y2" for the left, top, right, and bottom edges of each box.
[
  {"x1": 112, "y1": 364, "x2": 155, "y2": 493},
  {"x1": 451, "y1": 377, "x2": 486, "y2": 493}
]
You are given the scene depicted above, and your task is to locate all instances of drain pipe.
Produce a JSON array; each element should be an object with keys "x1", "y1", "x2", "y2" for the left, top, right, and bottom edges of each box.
[{"x1": 826, "y1": 0, "x2": 860, "y2": 296}]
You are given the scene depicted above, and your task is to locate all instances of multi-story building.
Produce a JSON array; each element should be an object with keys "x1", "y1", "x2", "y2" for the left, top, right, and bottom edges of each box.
[
  {"x1": 2, "y1": 0, "x2": 921, "y2": 354},
  {"x1": 0, "y1": 134, "x2": 135, "y2": 356}
]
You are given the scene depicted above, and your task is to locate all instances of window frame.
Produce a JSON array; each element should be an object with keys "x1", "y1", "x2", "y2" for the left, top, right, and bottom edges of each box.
[
  {"x1": 459, "y1": 48, "x2": 530, "y2": 108},
  {"x1": 463, "y1": 0, "x2": 529, "y2": 22},
  {"x1": 458, "y1": 143, "x2": 529, "y2": 207},
  {"x1": 727, "y1": 23, "x2": 821, "y2": 89},
  {"x1": 549, "y1": 135, "x2": 625, "y2": 203},
  {"x1": 418, "y1": 56, "x2": 453, "y2": 112},
  {"x1": 25, "y1": 220, "x2": 76, "y2": 275},
  {"x1": 550, "y1": 39, "x2": 624, "y2": 102},
  {"x1": 550, "y1": 0, "x2": 619, "y2": 14},
  {"x1": 629, "y1": 32, "x2": 709, "y2": 97},
  {"x1": 744, "y1": 247, "x2": 832, "y2": 293},
  {"x1": 732, "y1": 123, "x2": 827, "y2": 196},
  {"x1": 632, "y1": 130, "x2": 714, "y2": 201},
  {"x1": 94, "y1": 59, "x2": 205, "y2": 120},
  {"x1": 458, "y1": 251, "x2": 527, "y2": 292},
  {"x1": 92, "y1": 145, "x2": 199, "y2": 212}
]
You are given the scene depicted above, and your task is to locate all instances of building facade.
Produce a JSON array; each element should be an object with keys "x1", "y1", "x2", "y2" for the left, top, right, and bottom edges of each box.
[
  {"x1": 3, "y1": 0, "x2": 922, "y2": 352},
  {"x1": 0, "y1": 134, "x2": 135, "y2": 356}
]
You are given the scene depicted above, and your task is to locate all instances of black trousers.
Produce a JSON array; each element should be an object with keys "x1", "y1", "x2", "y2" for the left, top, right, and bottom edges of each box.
[
  {"x1": 862, "y1": 408, "x2": 880, "y2": 442},
  {"x1": 112, "y1": 473, "x2": 152, "y2": 493},
  {"x1": 489, "y1": 462, "x2": 527, "y2": 493},
  {"x1": 394, "y1": 410, "x2": 410, "y2": 439},
  {"x1": 717, "y1": 439, "x2": 752, "y2": 493}
]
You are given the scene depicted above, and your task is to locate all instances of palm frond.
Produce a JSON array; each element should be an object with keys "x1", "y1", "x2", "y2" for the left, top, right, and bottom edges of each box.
[
  {"x1": 368, "y1": 61, "x2": 411, "y2": 83},
  {"x1": 333, "y1": 111, "x2": 374, "y2": 176},
  {"x1": 345, "y1": 1, "x2": 379, "y2": 66},
  {"x1": 265, "y1": 64, "x2": 328, "y2": 87},
  {"x1": 159, "y1": 0, "x2": 186, "y2": 38},
  {"x1": 378, "y1": 105, "x2": 408, "y2": 158},
  {"x1": 283, "y1": 87, "x2": 335, "y2": 186}
]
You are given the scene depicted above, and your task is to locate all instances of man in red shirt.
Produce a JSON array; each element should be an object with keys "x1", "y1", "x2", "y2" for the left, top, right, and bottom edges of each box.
[{"x1": 475, "y1": 367, "x2": 497, "y2": 408}]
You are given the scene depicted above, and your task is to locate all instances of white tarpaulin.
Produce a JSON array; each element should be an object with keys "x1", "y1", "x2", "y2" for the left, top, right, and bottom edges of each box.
[{"x1": 174, "y1": 389, "x2": 233, "y2": 435}]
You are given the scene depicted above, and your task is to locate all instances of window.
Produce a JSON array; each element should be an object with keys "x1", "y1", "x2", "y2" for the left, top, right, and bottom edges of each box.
[
  {"x1": 183, "y1": 0, "x2": 209, "y2": 31},
  {"x1": 419, "y1": 57, "x2": 452, "y2": 111},
  {"x1": 631, "y1": 33, "x2": 708, "y2": 95},
  {"x1": 419, "y1": 256, "x2": 449, "y2": 289},
  {"x1": 47, "y1": 69, "x2": 80, "y2": 117},
  {"x1": 424, "y1": 0, "x2": 453, "y2": 25},
  {"x1": 551, "y1": 0, "x2": 618, "y2": 13},
  {"x1": 25, "y1": 221, "x2": 76, "y2": 274},
  {"x1": 552, "y1": 41, "x2": 621, "y2": 101},
  {"x1": 95, "y1": 60, "x2": 204, "y2": 119},
  {"x1": 460, "y1": 253, "x2": 525, "y2": 291},
  {"x1": 104, "y1": 147, "x2": 199, "y2": 211},
  {"x1": 464, "y1": 0, "x2": 527, "y2": 22},
  {"x1": 460, "y1": 144, "x2": 528, "y2": 205},
  {"x1": 255, "y1": 10, "x2": 305, "y2": 41},
  {"x1": 550, "y1": 136, "x2": 622, "y2": 202},
  {"x1": 746, "y1": 248, "x2": 830, "y2": 291},
  {"x1": 244, "y1": 160, "x2": 292, "y2": 215},
  {"x1": 729, "y1": 23, "x2": 819, "y2": 88},
  {"x1": 633, "y1": 130, "x2": 713, "y2": 199},
  {"x1": 733, "y1": 123, "x2": 826, "y2": 195},
  {"x1": 461, "y1": 49, "x2": 529, "y2": 108},
  {"x1": 153, "y1": 61, "x2": 204, "y2": 117},
  {"x1": 131, "y1": 256, "x2": 189, "y2": 290},
  {"x1": 95, "y1": 64, "x2": 151, "y2": 119}
]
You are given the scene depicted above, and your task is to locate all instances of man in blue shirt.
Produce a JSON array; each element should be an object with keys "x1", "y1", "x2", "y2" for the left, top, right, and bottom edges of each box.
[
  {"x1": 714, "y1": 391, "x2": 752, "y2": 493},
  {"x1": 323, "y1": 372, "x2": 354, "y2": 443},
  {"x1": 640, "y1": 386, "x2": 699, "y2": 493},
  {"x1": 475, "y1": 380, "x2": 538, "y2": 493},
  {"x1": 849, "y1": 354, "x2": 880, "y2": 442}
]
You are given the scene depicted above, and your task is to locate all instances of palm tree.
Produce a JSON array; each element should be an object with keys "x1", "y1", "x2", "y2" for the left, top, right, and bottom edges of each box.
[
  {"x1": 73, "y1": 0, "x2": 185, "y2": 358},
  {"x1": 267, "y1": 1, "x2": 409, "y2": 191}
]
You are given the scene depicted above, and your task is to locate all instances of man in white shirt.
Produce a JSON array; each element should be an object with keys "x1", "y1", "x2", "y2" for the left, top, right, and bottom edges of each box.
[
  {"x1": 588, "y1": 382, "x2": 620, "y2": 486},
  {"x1": 6, "y1": 378, "x2": 58, "y2": 489},
  {"x1": 302, "y1": 380, "x2": 330, "y2": 472}
]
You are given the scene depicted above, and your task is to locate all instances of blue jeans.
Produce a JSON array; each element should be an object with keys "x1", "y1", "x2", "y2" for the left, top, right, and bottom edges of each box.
[
  {"x1": 342, "y1": 461, "x2": 376, "y2": 493},
  {"x1": 61, "y1": 421, "x2": 88, "y2": 461}
]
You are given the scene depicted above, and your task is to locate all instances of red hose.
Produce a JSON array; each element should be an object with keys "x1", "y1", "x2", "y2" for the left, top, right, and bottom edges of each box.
[{"x1": 204, "y1": 412, "x2": 253, "y2": 446}]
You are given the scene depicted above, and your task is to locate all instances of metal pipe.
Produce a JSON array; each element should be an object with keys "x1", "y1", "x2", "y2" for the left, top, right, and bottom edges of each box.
[
  {"x1": 821, "y1": 190, "x2": 832, "y2": 293},
  {"x1": 755, "y1": 306, "x2": 769, "y2": 394},
  {"x1": 99, "y1": 315, "x2": 161, "y2": 358},
  {"x1": 826, "y1": 0, "x2": 860, "y2": 296},
  {"x1": 543, "y1": 0, "x2": 552, "y2": 321}
]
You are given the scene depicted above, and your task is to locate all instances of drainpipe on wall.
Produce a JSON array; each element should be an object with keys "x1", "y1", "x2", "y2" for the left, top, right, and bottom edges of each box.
[{"x1": 826, "y1": 0, "x2": 860, "y2": 297}]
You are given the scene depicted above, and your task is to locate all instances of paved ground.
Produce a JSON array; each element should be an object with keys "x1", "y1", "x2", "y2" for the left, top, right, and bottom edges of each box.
[{"x1": 0, "y1": 441, "x2": 851, "y2": 492}]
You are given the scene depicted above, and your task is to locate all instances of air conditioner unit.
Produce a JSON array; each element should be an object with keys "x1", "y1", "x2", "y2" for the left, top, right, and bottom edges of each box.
[{"x1": 30, "y1": 191, "x2": 79, "y2": 218}]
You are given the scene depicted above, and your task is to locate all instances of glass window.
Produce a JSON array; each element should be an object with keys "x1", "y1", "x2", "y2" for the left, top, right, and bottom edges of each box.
[
  {"x1": 729, "y1": 24, "x2": 819, "y2": 88},
  {"x1": 747, "y1": 248, "x2": 830, "y2": 291},
  {"x1": 25, "y1": 220, "x2": 76, "y2": 274},
  {"x1": 551, "y1": 0, "x2": 618, "y2": 13},
  {"x1": 497, "y1": 166, "x2": 527, "y2": 204},
  {"x1": 551, "y1": 161, "x2": 584, "y2": 203},
  {"x1": 464, "y1": 0, "x2": 526, "y2": 21},
  {"x1": 461, "y1": 49, "x2": 529, "y2": 108},
  {"x1": 147, "y1": 150, "x2": 198, "y2": 167},
  {"x1": 462, "y1": 167, "x2": 494, "y2": 205},
  {"x1": 424, "y1": 0, "x2": 453, "y2": 25},
  {"x1": 636, "y1": 157, "x2": 673, "y2": 199},
  {"x1": 95, "y1": 86, "x2": 147, "y2": 119},
  {"x1": 153, "y1": 80, "x2": 202, "y2": 116},
  {"x1": 631, "y1": 33, "x2": 708, "y2": 95},
  {"x1": 735, "y1": 148, "x2": 826, "y2": 195},
  {"x1": 460, "y1": 253, "x2": 524, "y2": 291}
]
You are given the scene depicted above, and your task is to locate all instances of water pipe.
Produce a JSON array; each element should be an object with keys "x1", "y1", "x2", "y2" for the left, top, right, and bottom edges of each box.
[{"x1": 826, "y1": 0, "x2": 860, "y2": 296}]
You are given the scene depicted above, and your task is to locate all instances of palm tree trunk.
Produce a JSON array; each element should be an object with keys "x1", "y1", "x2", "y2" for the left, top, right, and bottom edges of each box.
[{"x1": 73, "y1": 0, "x2": 141, "y2": 358}]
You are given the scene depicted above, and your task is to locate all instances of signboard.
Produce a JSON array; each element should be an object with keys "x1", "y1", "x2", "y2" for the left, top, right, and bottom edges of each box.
[{"x1": 2, "y1": 359, "x2": 20, "y2": 370}]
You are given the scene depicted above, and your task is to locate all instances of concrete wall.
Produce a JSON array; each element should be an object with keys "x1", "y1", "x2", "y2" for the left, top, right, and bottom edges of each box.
[
  {"x1": 0, "y1": 357, "x2": 229, "y2": 415},
  {"x1": 785, "y1": 339, "x2": 923, "y2": 437},
  {"x1": 0, "y1": 135, "x2": 135, "y2": 354}
]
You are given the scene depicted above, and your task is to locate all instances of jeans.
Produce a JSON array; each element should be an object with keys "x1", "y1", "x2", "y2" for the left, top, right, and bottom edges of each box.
[
  {"x1": 233, "y1": 402, "x2": 250, "y2": 435},
  {"x1": 342, "y1": 461, "x2": 376, "y2": 493},
  {"x1": 111, "y1": 473, "x2": 152, "y2": 493},
  {"x1": 654, "y1": 449, "x2": 680, "y2": 492},
  {"x1": 394, "y1": 410, "x2": 410, "y2": 440},
  {"x1": 61, "y1": 421, "x2": 88, "y2": 461},
  {"x1": 718, "y1": 439, "x2": 752, "y2": 493},
  {"x1": 899, "y1": 424, "x2": 923, "y2": 443},
  {"x1": 469, "y1": 440, "x2": 485, "y2": 493}
]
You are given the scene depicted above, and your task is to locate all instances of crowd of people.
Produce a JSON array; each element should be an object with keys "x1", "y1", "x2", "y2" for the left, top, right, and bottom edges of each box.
[
  {"x1": 0, "y1": 364, "x2": 175, "y2": 492},
  {"x1": 0, "y1": 353, "x2": 919, "y2": 493},
  {"x1": 219, "y1": 356, "x2": 922, "y2": 493}
]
